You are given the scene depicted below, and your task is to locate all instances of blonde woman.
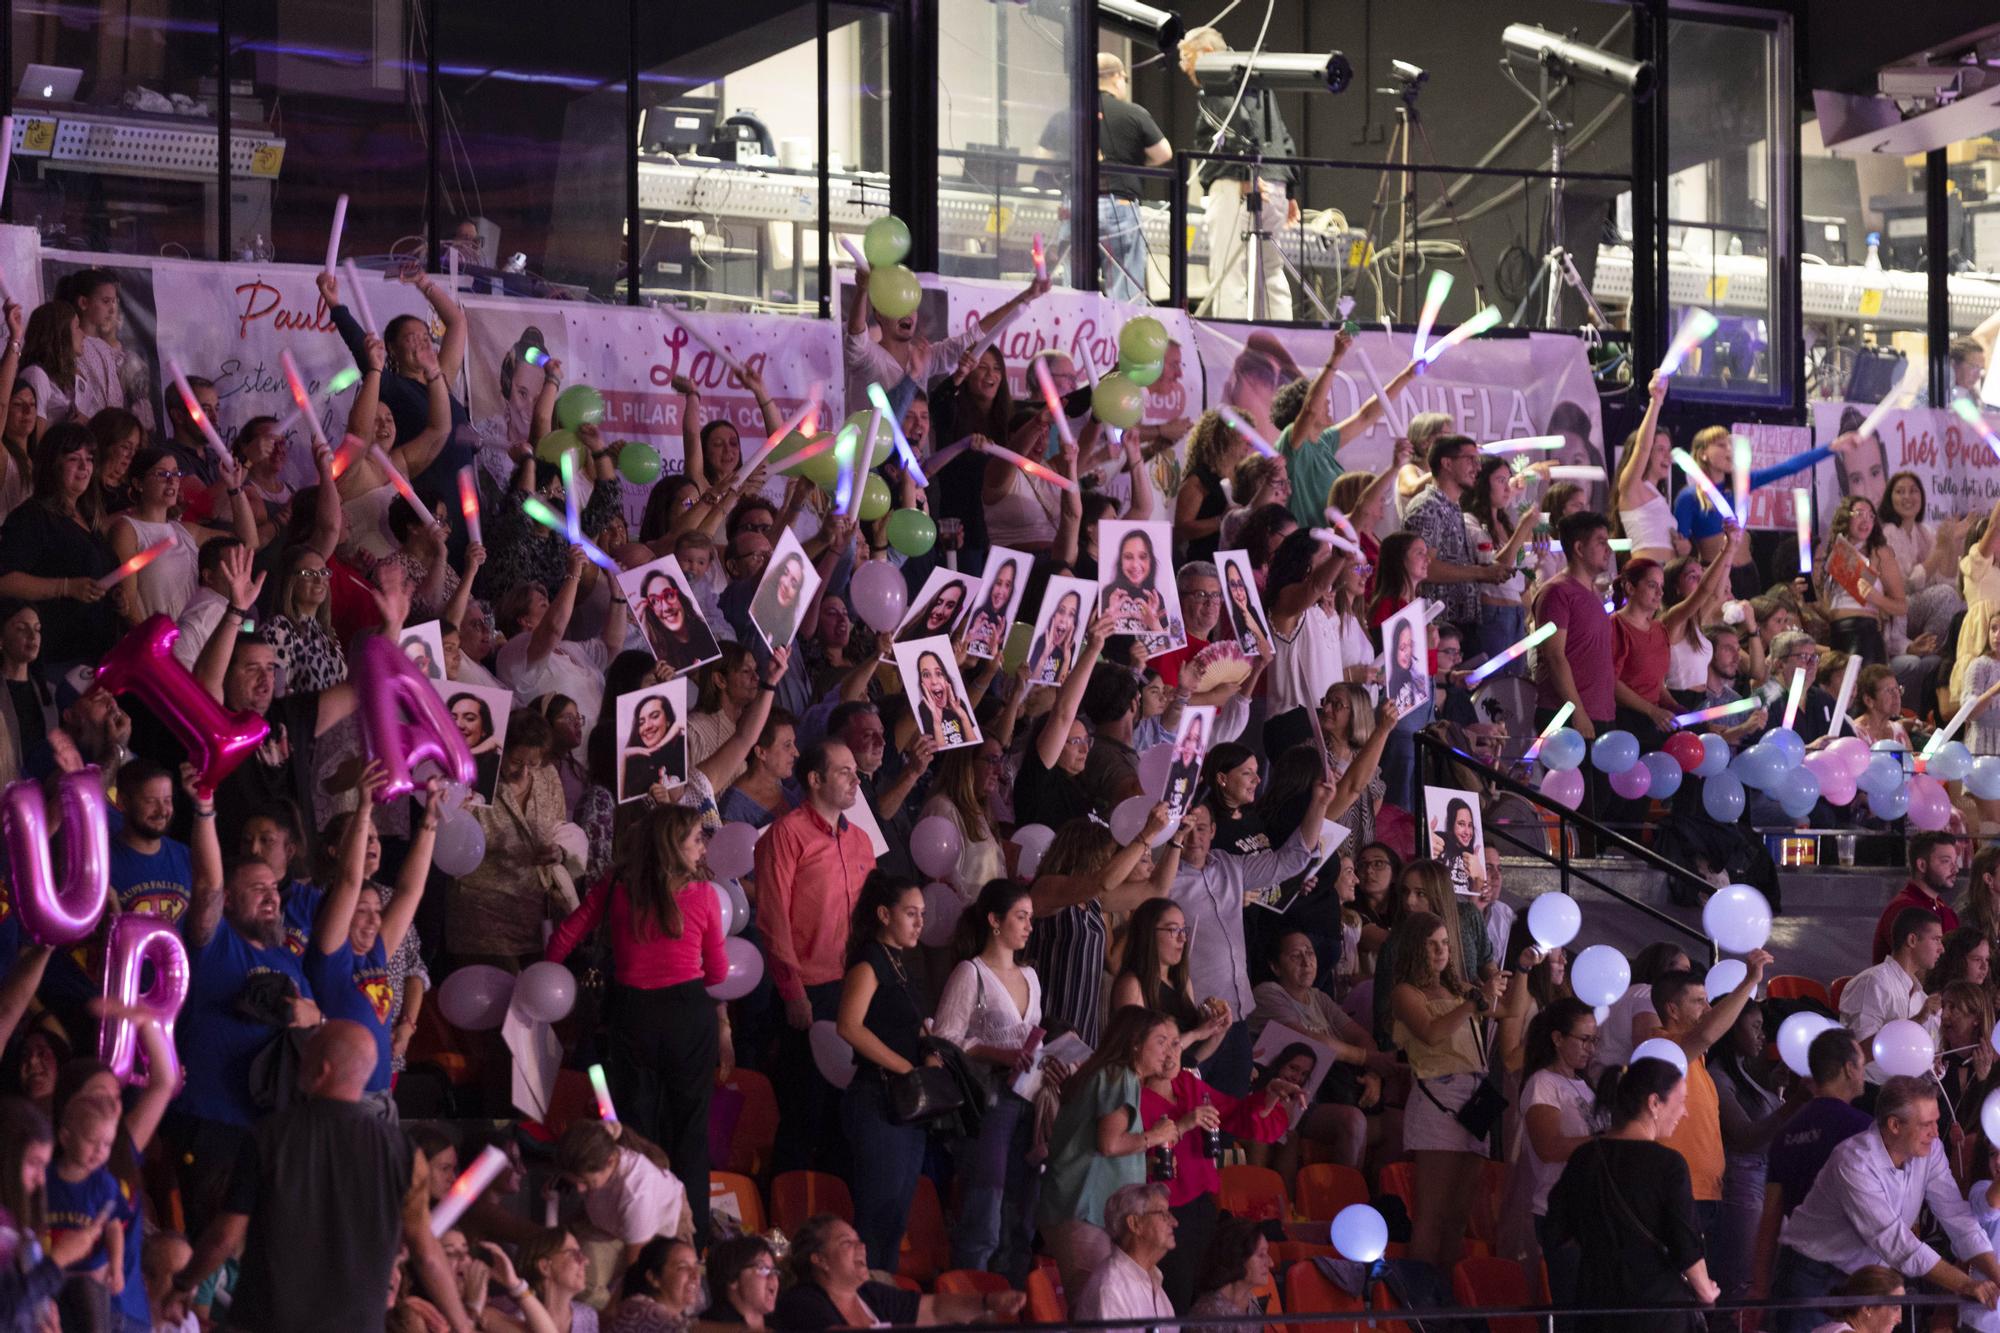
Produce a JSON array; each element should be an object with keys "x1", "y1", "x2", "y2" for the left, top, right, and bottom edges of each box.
[{"x1": 1176, "y1": 411, "x2": 1248, "y2": 563}]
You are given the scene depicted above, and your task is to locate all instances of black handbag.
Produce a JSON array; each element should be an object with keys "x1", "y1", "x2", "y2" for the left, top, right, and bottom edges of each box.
[{"x1": 887, "y1": 1065, "x2": 965, "y2": 1125}]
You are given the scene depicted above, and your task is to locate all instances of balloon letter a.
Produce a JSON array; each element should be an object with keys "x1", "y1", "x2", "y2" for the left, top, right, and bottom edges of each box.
[{"x1": 352, "y1": 635, "x2": 476, "y2": 802}]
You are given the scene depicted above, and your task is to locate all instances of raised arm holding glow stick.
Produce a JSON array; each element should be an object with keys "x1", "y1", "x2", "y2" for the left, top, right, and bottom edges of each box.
[
  {"x1": 1794, "y1": 488, "x2": 1812, "y2": 573},
  {"x1": 324, "y1": 194, "x2": 348, "y2": 273},
  {"x1": 1417, "y1": 305, "x2": 1501, "y2": 367},
  {"x1": 458, "y1": 467, "x2": 481, "y2": 545},
  {"x1": 279, "y1": 351, "x2": 328, "y2": 447},
  {"x1": 339, "y1": 259, "x2": 377, "y2": 332},
  {"x1": 1925, "y1": 695, "x2": 1981, "y2": 759},
  {"x1": 166, "y1": 359, "x2": 231, "y2": 463},
  {"x1": 1523, "y1": 702, "x2": 1576, "y2": 765},
  {"x1": 735, "y1": 385, "x2": 827, "y2": 486},
  {"x1": 1671, "y1": 448, "x2": 1736, "y2": 524},
  {"x1": 1031, "y1": 358, "x2": 1077, "y2": 450},
  {"x1": 1215, "y1": 405, "x2": 1279, "y2": 459},
  {"x1": 560, "y1": 449, "x2": 581, "y2": 538},
  {"x1": 1672, "y1": 696, "x2": 1760, "y2": 729},
  {"x1": 957, "y1": 308, "x2": 1020, "y2": 383},
  {"x1": 522, "y1": 496, "x2": 617, "y2": 571},
  {"x1": 865, "y1": 381, "x2": 929, "y2": 486},
  {"x1": 840, "y1": 416, "x2": 878, "y2": 519},
  {"x1": 1825, "y1": 655, "x2": 1862, "y2": 739},
  {"x1": 1411, "y1": 270, "x2": 1452, "y2": 361},
  {"x1": 985, "y1": 441, "x2": 1079, "y2": 494},
  {"x1": 95, "y1": 539, "x2": 174, "y2": 591},
  {"x1": 1467, "y1": 622, "x2": 1555, "y2": 686},
  {"x1": 1658, "y1": 307, "x2": 1719, "y2": 376},
  {"x1": 429, "y1": 1146, "x2": 508, "y2": 1236},
  {"x1": 1781, "y1": 667, "x2": 1806, "y2": 731}
]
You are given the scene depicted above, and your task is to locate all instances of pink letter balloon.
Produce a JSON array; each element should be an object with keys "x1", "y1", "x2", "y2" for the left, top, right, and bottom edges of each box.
[
  {"x1": 99, "y1": 913, "x2": 189, "y2": 1086},
  {"x1": 352, "y1": 635, "x2": 477, "y2": 803},
  {"x1": 96, "y1": 616, "x2": 268, "y2": 797},
  {"x1": 1, "y1": 768, "x2": 111, "y2": 947}
]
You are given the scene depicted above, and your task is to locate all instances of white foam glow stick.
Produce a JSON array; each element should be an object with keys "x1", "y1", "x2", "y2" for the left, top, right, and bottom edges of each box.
[
  {"x1": 1031, "y1": 358, "x2": 1077, "y2": 450},
  {"x1": 341, "y1": 259, "x2": 377, "y2": 331},
  {"x1": 1466, "y1": 622, "x2": 1554, "y2": 686},
  {"x1": 1732, "y1": 434, "x2": 1752, "y2": 521},
  {"x1": 1951, "y1": 396, "x2": 2000, "y2": 464},
  {"x1": 1925, "y1": 694, "x2": 1980, "y2": 758},
  {"x1": 1659, "y1": 308, "x2": 1719, "y2": 375},
  {"x1": 429, "y1": 1146, "x2": 507, "y2": 1236},
  {"x1": 447, "y1": 245, "x2": 459, "y2": 287},
  {"x1": 1322, "y1": 507, "x2": 1360, "y2": 549},
  {"x1": 1795, "y1": 489, "x2": 1812, "y2": 573},
  {"x1": 1672, "y1": 696, "x2": 1759, "y2": 728},
  {"x1": 1418, "y1": 305, "x2": 1501, "y2": 366},
  {"x1": 839, "y1": 236, "x2": 867, "y2": 269},
  {"x1": 373, "y1": 446, "x2": 438, "y2": 529},
  {"x1": 736, "y1": 386, "x2": 827, "y2": 485},
  {"x1": 1347, "y1": 345, "x2": 1406, "y2": 436},
  {"x1": 1858, "y1": 353, "x2": 1928, "y2": 439},
  {"x1": 1547, "y1": 465, "x2": 1606, "y2": 482},
  {"x1": 560, "y1": 449, "x2": 581, "y2": 538},
  {"x1": 865, "y1": 382, "x2": 929, "y2": 486},
  {"x1": 1412, "y1": 269, "x2": 1452, "y2": 361},
  {"x1": 1523, "y1": 702, "x2": 1575, "y2": 764},
  {"x1": 1782, "y1": 667, "x2": 1805, "y2": 730},
  {"x1": 458, "y1": 467, "x2": 481, "y2": 545},
  {"x1": 1482, "y1": 435, "x2": 1564, "y2": 455},
  {"x1": 663, "y1": 308, "x2": 747, "y2": 379},
  {"x1": 832, "y1": 423, "x2": 863, "y2": 517},
  {"x1": 166, "y1": 359, "x2": 230, "y2": 462},
  {"x1": 1032, "y1": 234, "x2": 1047, "y2": 283},
  {"x1": 776, "y1": 434, "x2": 841, "y2": 474},
  {"x1": 0, "y1": 117, "x2": 13, "y2": 213},
  {"x1": 1216, "y1": 404, "x2": 1279, "y2": 459},
  {"x1": 960, "y1": 308, "x2": 1021, "y2": 380},
  {"x1": 95, "y1": 539, "x2": 174, "y2": 591},
  {"x1": 324, "y1": 193, "x2": 348, "y2": 273},
  {"x1": 1310, "y1": 527, "x2": 1362, "y2": 556},
  {"x1": 986, "y1": 442, "x2": 1078, "y2": 493},
  {"x1": 840, "y1": 415, "x2": 878, "y2": 518},
  {"x1": 1671, "y1": 448, "x2": 1736, "y2": 523},
  {"x1": 589, "y1": 1064, "x2": 617, "y2": 1122},
  {"x1": 1826, "y1": 655, "x2": 1862, "y2": 739},
  {"x1": 279, "y1": 351, "x2": 327, "y2": 448}
]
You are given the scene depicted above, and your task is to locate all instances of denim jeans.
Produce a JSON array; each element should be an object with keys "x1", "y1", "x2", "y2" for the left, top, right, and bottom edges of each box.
[
  {"x1": 1770, "y1": 1245, "x2": 1844, "y2": 1333},
  {"x1": 1478, "y1": 602, "x2": 1527, "y2": 677},
  {"x1": 949, "y1": 1091, "x2": 1039, "y2": 1282},
  {"x1": 841, "y1": 1072, "x2": 928, "y2": 1272},
  {"x1": 1098, "y1": 196, "x2": 1149, "y2": 304}
]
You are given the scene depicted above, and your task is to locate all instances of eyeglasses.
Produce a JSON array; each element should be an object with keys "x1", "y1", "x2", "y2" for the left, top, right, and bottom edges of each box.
[
  {"x1": 1182, "y1": 590, "x2": 1221, "y2": 604},
  {"x1": 1063, "y1": 735, "x2": 1091, "y2": 750},
  {"x1": 1562, "y1": 1031, "x2": 1599, "y2": 1045},
  {"x1": 1359, "y1": 857, "x2": 1392, "y2": 871},
  {"x1": 293, "y1": 568, "x2": 331, "y2": 581},
  {"x1": 745, "y1": 1264, "x2": 779, "y2": 1279},
  {"x1": 149, "y1": 469, "x2": 183, "y2": 482},
  {"x1": 1156, "y1": 924, "x2": 1188, "y2": 938}
]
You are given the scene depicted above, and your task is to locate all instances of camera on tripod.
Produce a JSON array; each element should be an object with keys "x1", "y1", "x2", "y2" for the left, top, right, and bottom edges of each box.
[{"x1": 1384, "y1": 60, "x2": 1428, "y2": 100}]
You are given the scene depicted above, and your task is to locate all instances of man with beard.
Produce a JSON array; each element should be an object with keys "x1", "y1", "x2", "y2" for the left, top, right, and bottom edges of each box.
[
  {"x1": 28, "y1": 679, "x2": 132, "y2": 783},
  {"x1": 110, "y1": 758, "x2": 207, "y2": 923},
  {"x1": 165, "y1": 797, "x2": 323, "y2": 1236}
]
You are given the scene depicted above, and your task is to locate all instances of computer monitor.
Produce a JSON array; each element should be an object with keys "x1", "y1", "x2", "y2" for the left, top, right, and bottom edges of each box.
[
  {"x1": 17, "y1": 65, "x2": 82, "y2": 104},
  {"x1": 1846, "y1": 349, "x2": 1904, "y2": 405},
  {"x1": 644, "y1": 96, "x2": 720, "y2": 155}
]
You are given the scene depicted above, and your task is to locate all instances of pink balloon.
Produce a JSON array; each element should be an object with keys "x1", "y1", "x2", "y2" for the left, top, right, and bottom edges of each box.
[
  {"x1": 437, "y1": 964, "x2": 515, "y2": 1031},
  {"x1": 1907, "y1": 774, "x2": 1952, "y2": 831},
  {"x1": 96, "y1": 615, "x2": 268, "y2": 797},
  {"x1": 1608, "y1": 762, "x2": 1653, "y2": 801},
  {"x1": 1826, "y1": 735, "x2": 1873, "y2": 783},
  {"x1": 849, "y1": 562, "x2": 909, "y2": 633},
  {"x1": 1540, "y1": 767, "x2": 1585, "y2": 810},
  {"x1": 98, "y1": 912, "x2": 188, "y2": 1086},
  {"x1": 707, "y1": 823, "x2": 759, "y2": 882},
  {"x1": 910, "y1": 815, "x2": 964, "y2": 882},
  {"x1": 1, "y1": 769, "x2": 110, "y2": 947},
  {"x1": 707, "y1": 937, "x2": 765, "y2": 1000},
  {"x1": 1804, "y1": 752, "x2": 1857, "y2": 807},
  {"x1": 351, "y1": 635, "x2": 477, "y2": 803}
]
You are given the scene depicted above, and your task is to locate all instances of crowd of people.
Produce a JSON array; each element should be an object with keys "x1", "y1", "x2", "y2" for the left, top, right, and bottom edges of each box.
[{"x1": 0, "y1": 251, "x2": 1997, "y2": 1333}]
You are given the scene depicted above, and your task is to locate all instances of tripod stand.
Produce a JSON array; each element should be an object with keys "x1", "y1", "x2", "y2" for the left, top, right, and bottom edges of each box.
[
  {"x1": 1504, "y1": 55, "x2": 1610, "y2": 331},
  {"x1": 1356, "y1": 79, "x2": 1490, "y2": 323},
  {"x1": 1200, "y1": 154, "x2": 1339, "y2": 324}
]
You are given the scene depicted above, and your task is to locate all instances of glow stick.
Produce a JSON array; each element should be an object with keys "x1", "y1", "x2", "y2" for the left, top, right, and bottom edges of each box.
[
  {"x1": 560, "y1": 449, "x2": 581, "y2": 539},
  {"x1": 840, "y1": 416, "x2": 877, "y2": 519},
  {"x1": 280, "y1": 367, "x2": 365, "y2": 438},
  {"x1": 324, "y1": 193, "x2": 348, "y2": 273},
  {"x1": 1671, "y1": 448, "x2": 1736, "y2": 523},
  {"x1": 1031, "y1": 358, "x2": 1077, "y2": 450},
  {"x1": 865, "y1": 382, "x2": 929, "y2": 486},
  {"x1": 588, "y1": 1064, "x2": 617, "y2": 1122},
  {"x1": 1347, "y1": 345, "x2": 1405, "y2": 436},
  {"x1": 832, "y1": 423, "x2": 863, "y2": 517},
  {"x1": 522, "y1": 496, "x2": 618, "y2": 571},
  {"x1": 279, "y1": 351, "x2": 328, "y2": 447},
  {"x1": 922, "y1": 438, "x2": 980, "y2": 475},
  {"x1": 166, "y1": 359, "x2": 230, "y2": 463},
  {"x1": 1925, "y1": 695, "x2": 1980, "y2": 758},
  {"x1": 95, "y1": 539, "x2": 174, "y2": 591},
  {"x1": 1659, "y1": 307, "x2": 1719, "y2": 375},
  {"x1": 1418, "y1": 305, "x2": 1501, "y2": 366},
  {"x1": 1951, "y1": 396, "x2": 2000, "y2": 464},
  {"x1": 1522, "y1": 702, "x2": 1575, "y2": 764},
  {"x1": 775, "y1": 434, "x2": 841, "y2": 474},
  {"x1": 340, "y1": 259, "x2": 377, "y2": 331},
  {"x1": 373, "y1": 447, "x2": 438, "y2": 529},
  {"x1": 960, "y1": 308, "x2": 1020, "y2": 378},
  {"x1": 986, "y1": 443, "x2": 1078, "y2": 493},
  {"x1": 1826, "y1": 655, "x2": 1862, "y2": 739},
  {"x1": 1482, "y1": 435, "x2": 1564, "y2": 455},
  {"x1": 447, "y1": 245, "x2": 459, "y2": 287},
  {"x1": 839, "y1": 236, "x2": 867, "y2": 269},
  {"x1": 1322, "y1": 506, "x2": 1360, "y2": 548},
  {"x1": 330, "y1": 434, "x2": 366, "y2": 479},
  {"x1": 1412, "y1": 269, "x2": 1452, "y2": 361},
  {"x1": 1466, "y1": 622, "x2": 1554, "y2": 686},
  {"x1": 1032, "y1": 234, "x2": 1047, "y2": 283},
  {"x1": 1794, "y1": 489, "x2": 1812, "y2": 574},
  {"x1": 1216, "y1": 405, "x2": 1279, "y2": 459},
  {"x1": 1731, "y1": 435, "x2": 1752, "y2": 521},
  {"x1": 1858, "y1": 353, "x2": 1928, "y2": 439},
  {"x1": 1547, "y1": 465, "x2": 1606, "y2": 482},
  {"x1": 735, "y1": 385, "x2": 827, "y2": 486},
  {"x1": 662, "y1": 308, "x2": 746, "y2": 378},
  {"x1": 1782, "y1": 667, "x2": 1805, "y2": 731},
  {"x1": 458, "y1": 467, "x2": 481, "y2": 545},
  {"x1": 429, "y1": 1146, "x2": 507, "y2": 1236},
  {"x1": 1310, "y1": 528, "x2": 1362, "y2": 556},
  {"x1": 1671, "y1": 696, "x2": 1759, "y2": 728}
]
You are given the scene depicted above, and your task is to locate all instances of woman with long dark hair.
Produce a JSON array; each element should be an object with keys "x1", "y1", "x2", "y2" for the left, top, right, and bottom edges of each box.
[
  {"x1": 17, "y1": 301, "x2": 83, "y2": 432},
  {"x1": 1516, "y1": 996, "x2": 1599, "y2": 1304},
  {"x1": 1818, "y1": 494, "x2": 1905, "y2": 667},
  {"x1": 637, "y1": 568, "x2": 719, "y2": 671},
  {"x1": 1110, "y1": 897, "x2": 1229, "y2": 1063},
  {"x1": 1431, "y1": 795, "x2": 1481, "y2": 898},
  {"x1": 448, "y1": 691, "x2": 502, "y2": 794},
  {"x1": 1025, "y1": 587, "x2": 1083, "y2": 687},
  {"x1": 1104, "y1": 527, "x2": 1173, "y2": 638},
  {"x1": 0, "y1": 423, "x2": 123, "y2": 669},
  {"x1": 0, "y1": 1097, "x2": 85, "y2": 1329},
  {"x1": 910, "y1": 648, "x2": 977, "y2": 747},
  {"x1": 897, "y1": 577, "x2": 970, "y2": 644},
  {"x1": 546, "y1": 804, "x2": 729, "y2": 1242},
  {"x1": 962, "y1": 558, "x2": 1019, "y2": 659},
  {"x1": 620, "y1": 691, "x2": 687, "y2": 797}
]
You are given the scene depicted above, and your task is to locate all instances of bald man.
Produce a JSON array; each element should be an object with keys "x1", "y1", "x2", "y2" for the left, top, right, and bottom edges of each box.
[{"x1": 172, "y1": 1022, "x2": 475, "y2": 1332}]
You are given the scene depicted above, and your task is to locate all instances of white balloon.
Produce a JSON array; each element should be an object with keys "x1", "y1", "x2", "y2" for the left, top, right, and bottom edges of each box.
[
  {"x1": 808, "y1": 1020, "x2": 856, "y2": 1089},
  {"x1": 910, "y1": 815, "x2": 964, "y2": 883},
  {"x1": 1135, "y1": 745, "x2": 1175, "y2": 799},
  {"x1": 1872, "y1": 1018, "x2": 1935, "y2": 1078},
  {"x1": 1526, "y1": 894, "x2": 1581, "y2": 951},
  {"x1": 1012, "y1": 824, "x2": 1056, "y2": 880},
  {"x1": 1109, "y1": 794, "x2": 1177, "y2": 847},
  {"x1": 1701, "y1": 883, "x2": 1773, "y2": 954},
  {"x1": 1329, "y1": 1204, "x2": 1388, "y2": 1263},
  {"x1": 1631, "y1": 1037, "x2": 1689, "y2": 1074},
  {"x1": 1776, "y1": 1012, "x2": 1837, "y2": 1079},
  {"x1": 1703, "y1": 959, "x2": 1748, "y2": 1002},
  {"x1": 1984, "y1": 1089, "x2": 2000, "y2": 1146},
  {"x1": 1571, "y1": 945, "x2": 1632, "y2": 1007},
  {"x1": 1594, "y1": 1005, "x2": 1612, "y2": 1025}
]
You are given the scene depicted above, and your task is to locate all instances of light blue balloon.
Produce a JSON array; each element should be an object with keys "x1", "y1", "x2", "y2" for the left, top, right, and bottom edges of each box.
[
  {"x1": 1734, "y1": 744, "x2": 1784, "y2": 791},
  {"x1": 1591, "y1": 729, "x2": 1640, "y2": 775},
  {"x1": 1763, "y1": 727, "x2": 1805, "y2": 770},
  {"x1": 1702, "y1": 771, "x2": 1746, "y2": 822},
  {"x1": 1867, "y1": 783, "x2": 1910, "y2": 820},
  {"x1": 1928, "y1": 740, "x2": 1973, "y2": 783},
  {"x1": 1857, "y1": 752, "x2": 1905, "y2": 797},
  {"x1": 1542, "y1": 728, "x2": 1586, "y2": 773},
  {"x1": 1969, "y1": 756, "x2": 2000, "y2": 801},
  {"x1": 1330, "y1": 1204, "x2": 1389, "y2": 1263},
  {"x1": 1641, "y1": 751, "x2": 1683, "y2": 801},
  {"x1": 1776, "y1": 765, "x2": 1821, "y2": 820},
  {"x1": 1695, "y1": 733, "x2": 1731, "y2": 778}
]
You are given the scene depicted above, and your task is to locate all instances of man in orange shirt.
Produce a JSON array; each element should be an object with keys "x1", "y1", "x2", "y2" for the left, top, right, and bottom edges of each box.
[
  {"x1": 754, "y1": 739, "x2": 877, "y2": 1172},
  {"x1": 1656, "y1": 947, "x2": 1774, "y2": 1247}
]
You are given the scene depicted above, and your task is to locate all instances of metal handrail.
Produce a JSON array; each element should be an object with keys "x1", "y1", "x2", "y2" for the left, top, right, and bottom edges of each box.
[{"x1": 1414, "y1": 731, "x2": 1718, "y2": 963}]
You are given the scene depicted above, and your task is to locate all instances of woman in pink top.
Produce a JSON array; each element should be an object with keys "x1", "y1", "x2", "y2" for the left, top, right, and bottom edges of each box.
[{"x1": 547, "y1": 804, "x2": 729, "y2": 1243}]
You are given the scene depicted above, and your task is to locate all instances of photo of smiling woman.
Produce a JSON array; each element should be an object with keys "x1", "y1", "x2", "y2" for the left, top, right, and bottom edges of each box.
[
  {"x1": 962, "y1": 551, "x2": 1025, "y2": 660},
  {"x1": 435, "y1": 679, "x2": 512, "y2": 798},
  {"x1": 748, "y1": 528, "x2": 821, "y2": 653},
  {"x1": 1025, "y1": 577, "x2": 1095, "y2": 687},
  {"x1": 1098, "y1": 519, "x2": 1186, "y2": 653},
  {"x1": 894, "y1": 635, "x2": 982, "y2": 751},
  {"x1": 631, "y1": 560, "x2": 720, "y2": 671},
  {"x1": 1161, "y1": 706, "x2": 1214, "y2": 820},
  {"x1": 1217, "y1": 551, "x2": 1271, "y2": 655},
  {"x1": 894, "y1": 570, "x2": 972, "y2": 646},
  {"x1": 617, "y1": 681, "x2": 690, "y2": 802},
  {"x1": 1383, "y1": 606, "x2": 1430, "y2": 715},
  {"x1": 1425, "y1": 789, "x2": 1486, "y2": 899}
]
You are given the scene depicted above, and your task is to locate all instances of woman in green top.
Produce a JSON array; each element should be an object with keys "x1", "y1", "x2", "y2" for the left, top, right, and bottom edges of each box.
[{"x1": 1036, "y1": 1005, "x2": 1213, "y2": 1300}]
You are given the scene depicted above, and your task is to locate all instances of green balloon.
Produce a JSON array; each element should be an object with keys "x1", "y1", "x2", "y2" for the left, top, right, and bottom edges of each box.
[
  {"x1": 863, "y1": 215, "x2": 912, "y2": 268},
  {"x1": 617, "y1": 441, "x2": 661, "y2": 485},
  {"x1": 768, "y1": 431, "x2": 814, "y2": 473},
  {"x1": 803, "y1": 447, "x2": 843, "y2": 490},
  {"x1": 868, "y1": 264, "x2": 922, "y2": 319},
  {"x1": 1119, "y1": 316, "x2": 1170, "y2": 365},
  {"x1": 859, "y1": 473, "x2": 893, "y2": 521},
  {"x1": 554, "y1": 384, "x2": 605, "y2": 431},
  {"x1": 535, "y1": 429, "x2": 580, "y2": 465},
  {"x1": 884, "y1": 508, "x2": 936, "y2": 557},
  {"x1": 1121, "y1": 358, "x2": 1164, "y2": 388},
  {"x1": 1092, "y1": 374, "x2": 1146, "y2": 430}
]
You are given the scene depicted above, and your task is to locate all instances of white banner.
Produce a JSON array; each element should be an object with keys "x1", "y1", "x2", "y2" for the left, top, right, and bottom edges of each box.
[{"x1": 1811, "y1": 400, "x2": 2000, "y2": 522}]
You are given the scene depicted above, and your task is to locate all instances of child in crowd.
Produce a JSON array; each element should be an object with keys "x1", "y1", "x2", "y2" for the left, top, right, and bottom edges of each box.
[
  {"x1": 144, "y1": 1231, "x2": 200, "y2": 1332},
  {"x1": 43, "y1": 1094, "x2": 127, "y2": 1295}
]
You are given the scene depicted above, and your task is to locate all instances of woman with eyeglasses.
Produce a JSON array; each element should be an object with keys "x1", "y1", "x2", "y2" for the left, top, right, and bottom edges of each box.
[
  {"x1": 1517, "y1": 997, "x2": 1601, "y2": 1305},
  {"x1": 916, "y1": 741, "x2": 1005, "y2": 899},
  {"x1": 108, "y1": 443, "x2": 258, "y2": 620},
  {"x1": 1110, "y1": 898, "x2": 1231, "y2": 1065},
  {"x1": 265, "y1": 547, "x2": 349, "y2": 696},
  {"x1": 1350, "y1": 841, "x2": 1402, "y2": 975},
  {"x1": 700, "y1": 1236, "x2": 780, "y2": 1329}
]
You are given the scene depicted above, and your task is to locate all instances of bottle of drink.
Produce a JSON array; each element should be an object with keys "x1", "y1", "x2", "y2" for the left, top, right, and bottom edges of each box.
[
  {"x1": 1865, "y1": 231, "x2": 1883, "y2": 273},
  {"x1": 1147, "y1": 1130, "x2": 1176, "y2": 1183},
  {"x1": 1199, "y1": 1093, "x2": 1223, "y2": 1161}
]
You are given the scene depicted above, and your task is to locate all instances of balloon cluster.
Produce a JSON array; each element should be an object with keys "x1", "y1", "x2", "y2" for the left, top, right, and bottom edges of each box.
[
  {"x1": 1090, "y1": 317, "x2": 1168, "y2": 430},
  {"x1": 863, "y1": 216, "x2": 921, "y2": 319}
]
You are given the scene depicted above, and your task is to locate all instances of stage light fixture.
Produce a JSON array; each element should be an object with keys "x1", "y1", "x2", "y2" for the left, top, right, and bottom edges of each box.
[
  {"x1": 1191, "y1": 50, "x2": 1353, "y2": 96},
  {"x1": 1502, "y1": 23, "x2": 1655, "y2": 100},
  {"x1": 1098, "y1": 0, "x2": 1184, "y2": 58}
]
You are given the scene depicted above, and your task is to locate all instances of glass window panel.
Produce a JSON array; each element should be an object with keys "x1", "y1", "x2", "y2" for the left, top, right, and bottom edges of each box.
[
  {"x1": 11, "y1": 0, "x2": 229, "y2": 257},
  {"x1": 1946, "y1": 131, "x2": 2000, "y2": 406}
]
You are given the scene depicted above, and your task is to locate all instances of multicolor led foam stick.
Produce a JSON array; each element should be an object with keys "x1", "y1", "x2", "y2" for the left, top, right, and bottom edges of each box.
[
  {"x1": 1795, "y1": 488, "x2": 1812, "y2": 574},
  {"x1": 1466, "y1": 623, "x2": 1554, "y2": 686},
  {"x1": 1031, "y1": 357, "x2": 1078, "y2": 451},
  {"x1": 458, "y1": 468, "x2": 481, "y2": 545},
  {"x1": 429, "y1": 1146, "x2": 508, "y2": 1236},
  {"x1": 1417, "y1": 305, "x2": 1501, "y2": 366},
  {"x1": 1032, "y1": 234, "x2": 1047, "y2": 283},
  {"x1": 1952, "y1": 396, "x2": 2000, "y2": 464},
  {"x1": 1671, "y1": 696, "x2": 1759, "y2": 729},
  {"x1": 589, "y1": 1063, "x2": 617, "y2": 1122},
  {"x1": 735, "y1": 385, "x2": 826, "y2": 485},
  {"x1": 1523, "y1": 703, "x2": 1575, "y2": 765},
  {"x1": 866, "y1": 382, "x2": 929, "y2": 486},
  {"x1": 279, "y1": 351, "x2": 328, "y2": 448},
  {"x1": 167, "y1": 359, "x2": 231, "y2": 463},
  {"x1": 96, "y1": 540, "x2": 174, "y2": 591},
  {"x1": 1659, "y1": 307, "x2": 1719, "y2": 375},
  {"x1": 1412, "y1": 270, "x2": 1452, "y2": 361}
]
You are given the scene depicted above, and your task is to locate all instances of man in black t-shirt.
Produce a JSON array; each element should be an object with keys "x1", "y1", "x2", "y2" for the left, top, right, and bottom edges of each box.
[{"x1": 1038, "y1": 54, "x2": 1171, "y2": 302}]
